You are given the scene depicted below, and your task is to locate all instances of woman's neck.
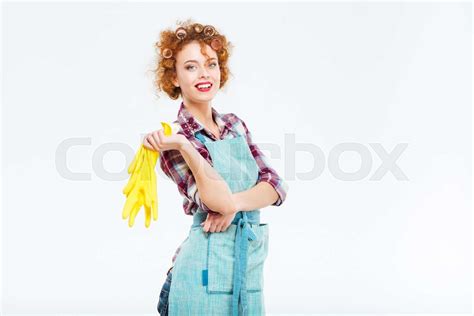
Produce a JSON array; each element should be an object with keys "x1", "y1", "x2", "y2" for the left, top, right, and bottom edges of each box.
[{"x1": 183, "y1": 99, "x2": 215, "y2": 127}]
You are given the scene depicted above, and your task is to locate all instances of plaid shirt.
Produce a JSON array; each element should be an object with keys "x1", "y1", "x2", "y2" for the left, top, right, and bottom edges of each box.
[{"x1": 159, "y1": 101, "x2": 289, "y2": 264}]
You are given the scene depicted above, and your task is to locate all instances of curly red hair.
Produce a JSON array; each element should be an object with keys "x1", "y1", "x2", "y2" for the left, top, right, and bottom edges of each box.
[{"x1": 152, "y1": 19, "x2": 234, "y2": 100}]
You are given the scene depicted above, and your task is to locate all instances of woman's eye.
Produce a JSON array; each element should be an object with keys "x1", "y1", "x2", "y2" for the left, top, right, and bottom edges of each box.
[{"x1": 185, "y1": 62, "x2": 217, "y2": 71}]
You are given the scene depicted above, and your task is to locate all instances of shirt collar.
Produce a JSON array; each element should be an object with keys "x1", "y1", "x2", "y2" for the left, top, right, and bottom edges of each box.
[{"x1": 177, "y1": 101, "x2": 230, "y2": 139}]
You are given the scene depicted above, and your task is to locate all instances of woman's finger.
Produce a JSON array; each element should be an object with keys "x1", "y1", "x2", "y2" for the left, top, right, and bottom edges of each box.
[
  {"x1": 157, "y1": 129, "x2": 165, "y2": 142},
  {"x1": 147, "y1": 134, "x2": 160, "y2": 151},
  {"x1": 202, "y1": 213, "x2": 211, "y2": 232},
  {"x1": 210, "y1": 222, "x2": 218, "y2": 233},
  {"x1": 220, "y1": 223, "x2": 228, "y2": 232},
  {"x1": 203, "y1": 220, "x2": 211, "y2": 232},
  {"x1": 143, "y1": 137, "x2": 154, "y2": 151},
  {"x1": 222, "y1": 223, "x2": 230, "y2": 232},
  {"x1": 151, "y1": 131, "x2": 161, "y2": 149}
]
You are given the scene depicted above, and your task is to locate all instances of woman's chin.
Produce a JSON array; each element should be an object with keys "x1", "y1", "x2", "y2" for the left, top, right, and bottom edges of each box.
[{"x1": 191, "y1": 92, "x2": 217, "y2": 102}]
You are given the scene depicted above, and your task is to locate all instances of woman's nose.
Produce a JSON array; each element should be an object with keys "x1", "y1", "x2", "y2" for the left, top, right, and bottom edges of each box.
[{"x1": 199, "y1": 69, "x2": 210, "y2": 79}]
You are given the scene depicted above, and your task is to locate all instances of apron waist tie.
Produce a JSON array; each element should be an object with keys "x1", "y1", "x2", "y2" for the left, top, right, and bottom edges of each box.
[{"x1": 231, "y1": 212, "x2": 257, "y2": 316}]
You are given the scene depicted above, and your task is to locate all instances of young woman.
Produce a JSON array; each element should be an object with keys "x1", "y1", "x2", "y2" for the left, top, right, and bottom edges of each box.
[{"x1": 144, "y1": 20, "x2": 289, "y2": 315}]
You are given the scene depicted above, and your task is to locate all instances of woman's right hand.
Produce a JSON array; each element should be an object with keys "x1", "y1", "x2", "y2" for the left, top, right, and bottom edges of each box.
[
  {"x1": 143, "y1": 128, "x2": 188, "y2": 152},
  {"x1": 201, "y1": 210, "x2": 236, "y2": 233}
]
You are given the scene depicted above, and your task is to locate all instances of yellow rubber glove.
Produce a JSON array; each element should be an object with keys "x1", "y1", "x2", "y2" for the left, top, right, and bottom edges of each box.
[{"x1": 122, "y1": 122, "x2": 175, "y2": 228}]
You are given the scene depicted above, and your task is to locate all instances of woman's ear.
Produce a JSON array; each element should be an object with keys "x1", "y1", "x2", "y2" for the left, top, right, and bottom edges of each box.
[{"x1": 172, "y1": 76, "x2": 179, "y2": 88}]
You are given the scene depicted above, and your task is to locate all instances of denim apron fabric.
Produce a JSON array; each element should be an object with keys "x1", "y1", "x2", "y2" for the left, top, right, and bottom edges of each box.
[{"x1": 168, "y1": 131, "x2": 269, "y2": 315}]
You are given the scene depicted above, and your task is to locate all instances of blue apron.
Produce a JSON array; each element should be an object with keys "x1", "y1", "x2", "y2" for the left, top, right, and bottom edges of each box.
[{"x1": 168, "y1": 130, "x2": 269, "y2": 315}]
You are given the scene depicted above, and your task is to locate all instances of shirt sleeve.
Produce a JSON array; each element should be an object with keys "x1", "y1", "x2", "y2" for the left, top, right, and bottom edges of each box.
[
  {"x1": 159, "y1": 147, "x2": 213, "y2": 214},
  {"x1": 232, "y1": 113, "x2": 289, "y2": 206}
]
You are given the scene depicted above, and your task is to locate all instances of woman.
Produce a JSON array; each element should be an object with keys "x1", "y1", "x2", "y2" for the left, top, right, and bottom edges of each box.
[{"x1": 144, "y1": 20, "x2": 289, "y2": 315}]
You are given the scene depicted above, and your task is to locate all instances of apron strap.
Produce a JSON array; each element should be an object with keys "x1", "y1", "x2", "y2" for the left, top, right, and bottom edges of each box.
[
  {"x1": 194, "y1": 131, "x2": 209, "y2": 144},
  {"x1": 231, "y1": 212, "x2": 258, "y2": 316}
]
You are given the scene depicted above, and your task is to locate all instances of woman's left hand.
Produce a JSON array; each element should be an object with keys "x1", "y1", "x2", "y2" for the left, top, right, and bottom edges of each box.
[
  {"x1": 201, "y1": 211, "x2": 235, "y2": 233},
  {"x1": 143, "y1": 129, "x2": 188, "y2": 152}
]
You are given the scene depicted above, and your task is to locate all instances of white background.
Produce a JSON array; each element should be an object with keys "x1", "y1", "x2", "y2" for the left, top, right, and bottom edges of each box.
[{"x1": 2, "y1": 2, "x2": 472, "y2": 314}]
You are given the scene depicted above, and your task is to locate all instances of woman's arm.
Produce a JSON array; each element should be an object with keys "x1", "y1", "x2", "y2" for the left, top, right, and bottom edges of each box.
[
  {"x1": 146, "y1": 128, "x2": 237, "y2": 216},
  {"x1": 178, "y1": 140, "x2": 237, "y2": 215},
  {"x1": 232, "y1": 181, "x2": 279, "y2": 211}
]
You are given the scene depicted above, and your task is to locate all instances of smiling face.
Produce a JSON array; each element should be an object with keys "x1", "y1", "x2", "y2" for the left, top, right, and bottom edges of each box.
[{"x1": 172, "y1": 40, "x2": 221, "y2": 105}]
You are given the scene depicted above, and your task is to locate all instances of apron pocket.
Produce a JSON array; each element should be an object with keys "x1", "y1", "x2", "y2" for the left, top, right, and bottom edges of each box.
[
  {"x1": 206, "y1": 223, "x2": 269, "y2": 294},
  {"x1": 246, "y1": 223, "x2": 269, "y2": 292}
]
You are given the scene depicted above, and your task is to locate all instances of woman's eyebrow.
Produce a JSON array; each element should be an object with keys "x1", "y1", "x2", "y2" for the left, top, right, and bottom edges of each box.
[{"x1": 184, "y1": 58, "x2": 218, "y2": 64}]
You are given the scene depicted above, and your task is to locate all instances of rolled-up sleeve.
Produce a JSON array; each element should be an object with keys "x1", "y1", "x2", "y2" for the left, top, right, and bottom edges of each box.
[
  {"x1": 159, "y1": 147, "x2": 213, "y2": 214},
  {"x1": 233, "y1": 114, "x2": 289, "y2": 206}
]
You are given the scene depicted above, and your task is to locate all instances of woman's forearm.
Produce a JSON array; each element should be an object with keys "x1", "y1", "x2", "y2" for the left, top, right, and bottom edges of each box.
[
  {"x1": 179, "y1": 141, "x2": 237, "y2": 215},
  {"x1": 232, "y1": 181, "x2": 279, "y2": 212}
]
